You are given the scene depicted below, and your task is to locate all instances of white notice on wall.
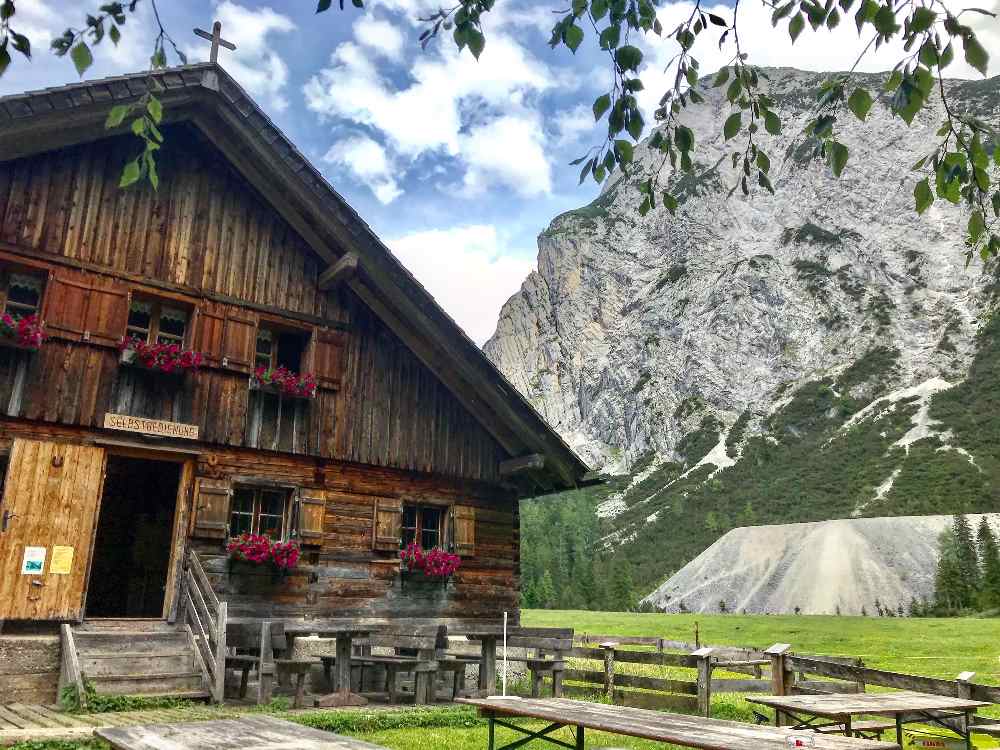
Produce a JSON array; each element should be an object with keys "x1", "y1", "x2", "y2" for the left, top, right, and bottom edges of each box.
[{"x1": 21, "y1": 546, "x2": 46, "y2": 575}]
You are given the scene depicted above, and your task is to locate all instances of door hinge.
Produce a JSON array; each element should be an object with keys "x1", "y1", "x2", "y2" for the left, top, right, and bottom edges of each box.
[{"x1": 1, "y1": 509, "x2": 14, "y2": 532}]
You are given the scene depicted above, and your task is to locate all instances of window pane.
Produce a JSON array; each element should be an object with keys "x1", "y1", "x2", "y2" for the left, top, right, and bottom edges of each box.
[
  {"x1": 158, "y1": 307, "x2": 187, "y2": 342},
  {"x1": 6, "y1": 274, "x2": 41, "y2": 315},
  {"x1": 402, "y1": 528, "x2": 417, "y2": 547},
  {"x1": 258, "y1": 491, "x2": 285, "y2": 538},
  {"x1": 127, "y1": 302, "x2": 152, "y2": 332},
  {"x1": 421, "y1": 507, "x2": 442, "y2": 549},
  {"x1": 403, "y1": 506, "x2": 418, "y2": 527},
  {"x1": 229, "y1": 488, "x2": 255, "y2": 537}
]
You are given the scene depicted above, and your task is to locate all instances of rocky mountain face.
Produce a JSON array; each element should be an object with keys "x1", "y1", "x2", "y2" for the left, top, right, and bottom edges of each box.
[
  {"x1": 643, "y1": 514, "x2": 1000, "y2": 615},
  {"x1": 486, "y1": 68, "x2": 1000, "y2": 599}
]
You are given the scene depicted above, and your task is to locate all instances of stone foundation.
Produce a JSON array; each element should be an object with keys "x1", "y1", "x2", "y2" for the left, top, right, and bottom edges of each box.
[{"x1": 0, "y1": 635, "x2": 61, "y2": 704}]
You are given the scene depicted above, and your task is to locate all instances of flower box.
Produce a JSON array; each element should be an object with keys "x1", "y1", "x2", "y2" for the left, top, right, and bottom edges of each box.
[
  {"x1": 226, "y1": 533, "x2": 301, "y2": 572},
  {"x1": 0, "y1": 313, "x2": 44, "y2": 351},
  {"x1": 118, "y1": 337, "x2": 203, "y2": 374},
  {"x1": 399, "y1": 542, "x2": 460, "y2": 584},
  {"x1": 251, "y1": 366, "x2": 317, "y2": 399}
]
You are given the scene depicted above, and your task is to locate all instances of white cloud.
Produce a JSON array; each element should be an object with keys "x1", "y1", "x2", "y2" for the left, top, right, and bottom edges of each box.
[
  {"x1": 185, "y1": 2, "x2": 296, "y2": 112},
  {"x1": 324, "y1": 135, "x2": 403, "y2": 204},
  {"x1": 354, "y1": 16, "x2": 405, "y2": 60},
  {"x1": 387, "y1": 225, "x2": 535, "y2": 344},
  {"x1": 304, "y1": 29, "x2": 557, "y2": 194},
  {"x1": 553, "y1": 104, "x2": 596, "y2": 146},
  {"x1": 460, "y1": 114, "x2": 552, "y2": 196}
]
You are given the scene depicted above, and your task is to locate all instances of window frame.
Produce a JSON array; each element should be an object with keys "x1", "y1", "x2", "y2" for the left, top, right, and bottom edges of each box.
[
  {"x1": 401, "y1": 502, "x2": 446, "y2": 550},
  {"x1": 254, "y1": 322, "x2": 311, "y2": 374},
  {"x1": 228, "y1": 484, "x2": 292, "y2": 540},
  {"x1": 126, "y1": 296, "x2": 192, "y2": 347},
  {"x1": 0, "y1": 269, "x2": 45, "y2": 320}
]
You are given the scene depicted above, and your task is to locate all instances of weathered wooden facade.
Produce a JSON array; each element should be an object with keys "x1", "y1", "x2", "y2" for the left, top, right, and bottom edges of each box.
[{"x1": 0, "y1": 64, "x2": 590, "y2": 701}]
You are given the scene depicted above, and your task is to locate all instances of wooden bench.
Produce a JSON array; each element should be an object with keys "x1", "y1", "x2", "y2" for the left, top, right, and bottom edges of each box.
[
  {"x1": 512, "y1": 627, "x2": 574, "y2": 698},
  {"x1": 226, "y1": 621, "x2": 317, "y2": 707},
  {"x1": 324, "y1": 625, "x2": 444, "y2": 704},
  {"x1": 815, "y1": 719, "x2": 897, "y2": 738}
]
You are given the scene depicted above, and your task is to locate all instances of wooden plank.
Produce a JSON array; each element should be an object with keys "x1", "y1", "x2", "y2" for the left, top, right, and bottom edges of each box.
[
  {"x1": 564, "y1": 668, "x2": 698, "y2": 695},
  {"x1": 498, "y1": 454, "x2": 544, "y2": 476},
  {"x1": 569, "y1": 647, "x2": 696, "y2": 668},
  {"x1": 96, "y1": 716, "x2": 389, "y2": 749},
  {"x1": 748, "y1": 690, "x2": 990, "y2": 717},
  {"x1": 318, "y1": 252, "x2": 359, "y2": 290}
]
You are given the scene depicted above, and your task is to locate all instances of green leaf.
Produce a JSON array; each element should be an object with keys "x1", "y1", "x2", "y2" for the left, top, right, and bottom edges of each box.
[
  {"x1": 638, "y1": 197, "x2": 651, "y2": 216},
  {"x1": 788, "y1": 12, "x2": 805, "y2": 41},
  {"x1": 591, "y1": 0, "x2": 609, "y2": 20},
  {"x1": 663, "y1": 192, "x2": 678, "y2": 214},
  {"x1": 968, "y1": 210, "x2": 986, "y2": 243},
  {"x1": 109, "y1": 24, "x2": 121, "y2": 46},
  {"x1": 992, "y1": 190, "x2": 1000, "y2": 218},
  {"x1": 909, "y1": 6, "x2": 936, "y2": 32},
  {"x1": 772, "y1": 1, "x2": 797, "y2": 25},
  {"x1": 764, "y1": 110, "x2": 782, "y2": 135},
  {"x1": 828, "y1": 141, "x2": 849, "y2": 176},
  {"x1": 723, "y1": 112, "x2": 742, "y2": 140},
  {"x1": 593, "y1": 93, "x2": 612, "y2": 121},
  {"x1": 873, "y1": 5, "x2": 898, "y2": 34},
  {"x1": 884, "y1": 70, "x2": 902, "y2": 91},
  {"x1": 626, "y1": 111, "x2": 644, "y2": 141},
  {"x1": 757, "y1": 151, "x2": 771, "y2": 173},
  {"x1": 468, "y1": 28, "x2": 486, "y2": 59},
  {"x1": 578, "y1": 158, "x2": 594, "y2": 185},
  {"x1": 70, "y1": 42, "x2": 93, "y2": 76},
  {"x1": 995, "y1": 145, "x2": 1000, "y2": 167},
  {"x1": 758, "y1": 170, "x2": 775, "y2": 194},
  {"x1": 675, "y1": 125, "x2": 694, "y2": 152},
  {"x1": 0, "y1": 45, "x2": 10, "y2": 77},
  {"x1": 564, "y1": 24, "x2": 584, "y2": 53},
  {"x1": 847, "y1": 88, "x2": 873, "y2": 121},
  {"x1": 914, "y1": 177, "x2": 933, "y2": 213},
  {"x1": 105, "y1": 104, "x2": 130, "y2": 129},
  {"x1": 614, "y1": 139, "x2": 634, "y2": 163},
  {"x1": 11, "y1": 32, "x2": 30, "y2": 58},
  {"x1": 146, "y1": 96, "x2": 163, "y2": 125},
  {"x1": 599, "y1": 23, "x2": 620, "y2": 50},
  {"x1": 963, "y1": 34, "x2": 989, "y2": 76},
  {"x1": 316, "y1": 0, "x2": 333, "y2": 11},
  {"x1": 713, "y1": 67, "x2": 730, "y2": 88},
  {"x1": 119, "y1": 159, "x2": 141, "y2": 188},
  {"x1": 974, "y1": 167, "x2": 990, "y2": 193},
  {"x1": 826, "y1": 8, "x2": 840, "y2": 29},
  {"x1": 614, "y1": 45, "x2": 643, "y2": 71}
]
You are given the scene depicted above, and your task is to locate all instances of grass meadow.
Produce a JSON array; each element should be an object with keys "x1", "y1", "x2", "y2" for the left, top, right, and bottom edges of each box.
[{"x1": 13, "y1": 611, "x2": 1000, "y2": 750}]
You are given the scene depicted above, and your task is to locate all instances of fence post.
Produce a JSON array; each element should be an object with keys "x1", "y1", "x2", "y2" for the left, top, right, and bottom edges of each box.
[
  {"x1": 765, "y1": 643, "x2": 792, "y2": 726},
  {"x1": 957, "y1": 671, "x2": 976, "y2": 699},
  {"x1": 600, "y1": 642, "x2": 617, "y2": 701},
  {"x1": 855, "y1": 657, "x2": 867, "y2": 694},
  {"x1": 693, "y1": 647, "x2": 714, "y2": 717}
]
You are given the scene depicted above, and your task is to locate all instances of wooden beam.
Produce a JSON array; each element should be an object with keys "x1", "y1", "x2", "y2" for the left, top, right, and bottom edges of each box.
[
  {"x1": 318, "y1": 252, "x2": 359, "y2": 290},
  {"x1": 499, "y1": 453, "x2": 545, "y2": 477}
]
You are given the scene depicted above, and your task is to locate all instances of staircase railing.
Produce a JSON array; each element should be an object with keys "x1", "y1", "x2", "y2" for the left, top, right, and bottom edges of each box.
[{"x1": 180, "y1": 549, "x2": 227, "y2": 703}]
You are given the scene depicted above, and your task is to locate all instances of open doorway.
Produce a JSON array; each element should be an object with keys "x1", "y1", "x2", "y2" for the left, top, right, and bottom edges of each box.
[{"x1": 86, "y1": 455, "x2": 180, "y2": 619}]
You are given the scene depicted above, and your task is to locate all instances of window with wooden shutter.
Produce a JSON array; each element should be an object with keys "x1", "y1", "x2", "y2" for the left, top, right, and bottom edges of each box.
[
  {"x1": 296, "y1": 489, "x2": 326, "y2": 546},
  {"x1": 41, "y1": 268, "x2": 128, "y2": 346},
  {"x1": 372, "y1": 497, "x2": 402, "y2": 551},
  {"x1": 306, "y1": 327, "x2": 346, "y2": 390},
  {"x1": 191, "y1": 477, "x2": 232, "y2": 539},
  {"x1": 451, "y1": 505, "x2": 476, "y2": 557},
  {"x1": 195, "y1": 303, "x2": 258, "y2": 373}
]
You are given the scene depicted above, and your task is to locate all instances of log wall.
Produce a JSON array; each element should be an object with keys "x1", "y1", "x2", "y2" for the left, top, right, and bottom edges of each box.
[{"x1": 0, "y1": 129, "x2": 507, "y2": 482}]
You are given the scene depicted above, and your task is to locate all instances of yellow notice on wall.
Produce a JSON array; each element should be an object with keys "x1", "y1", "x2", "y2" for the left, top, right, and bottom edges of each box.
[{"x1": 50, "y1": 546, "x2": 74, "y2": 575}]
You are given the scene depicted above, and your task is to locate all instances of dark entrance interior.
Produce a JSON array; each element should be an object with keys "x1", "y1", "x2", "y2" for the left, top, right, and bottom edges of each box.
[{"x1": 86, "y1": 456, "x2": 180, "y2": 619}]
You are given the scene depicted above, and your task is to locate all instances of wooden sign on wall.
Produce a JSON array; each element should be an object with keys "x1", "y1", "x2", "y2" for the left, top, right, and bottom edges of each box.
[{"x1": 103, "y1": 414, "x2": 200, "y2": 440}]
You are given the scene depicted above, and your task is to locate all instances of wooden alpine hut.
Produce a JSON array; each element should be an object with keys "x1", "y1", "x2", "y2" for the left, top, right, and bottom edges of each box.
[{"x1": 0, "y1": 62, "x2": 591, "y2": 704}]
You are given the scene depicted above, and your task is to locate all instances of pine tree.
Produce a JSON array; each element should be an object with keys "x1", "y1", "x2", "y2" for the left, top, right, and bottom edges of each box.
[
  {"x1": 934, "y1": 525, "x2": 963, "y2": 612},
  {"x1": 535, "y1": 570, "x2": 556, "y2": 609},
  {"x1": 954, "y1": 514, "x2": 981, "y2": 607},
  {"x1": 610, "y1": 560, "x2": 635, "y2": 612},
  {"x1": 977, "y1": 517, "x2": 1000, "y2": 611}
]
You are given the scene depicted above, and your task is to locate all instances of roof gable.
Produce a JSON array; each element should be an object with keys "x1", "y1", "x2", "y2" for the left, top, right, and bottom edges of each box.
[{"x1": 0, "y1": 63, "x2": 592, "y2": 491}]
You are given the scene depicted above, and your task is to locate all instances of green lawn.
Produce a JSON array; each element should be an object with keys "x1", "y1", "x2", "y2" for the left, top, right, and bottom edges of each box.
[{"x1": 13, "y1": 611, "x2": 1000, "y2": 750}]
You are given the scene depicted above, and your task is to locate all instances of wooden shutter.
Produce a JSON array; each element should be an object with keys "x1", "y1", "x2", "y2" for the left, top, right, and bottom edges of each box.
[
  {"x1": 307, "y1": 327, "x2": 346, "y2": 390},
  {"x1": 372, "y1": 497, "x2": 402, "y2": 551},
  {"x1": 191, "y1": 477, "x2": 232, "y2": 539},
  {"x1": 0, "y1": 440, "x2": 106, "y2": 621},
  {"x1": 42, "y1": 268, "x2": 128, "y2": 346},
  {"x1": 196, "y1": 303, "x2": 258, "y2": 373},
  {"x1": 451, "y1": 505, "x2": 476, "y2": 557},
  {"x1": 296, "y1": 489, "x2": 326, "y2": 546}
]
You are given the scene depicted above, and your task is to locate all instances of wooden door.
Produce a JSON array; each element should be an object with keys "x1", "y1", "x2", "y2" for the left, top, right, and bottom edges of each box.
[{"x1": 0, "y1": 439, "x2": 106, "y2": 620}]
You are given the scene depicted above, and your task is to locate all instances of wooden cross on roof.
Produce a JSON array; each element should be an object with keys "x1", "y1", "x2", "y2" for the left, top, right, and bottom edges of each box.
[{"x1": 193, "y1": 21, "x2": 237, "y2": 64}]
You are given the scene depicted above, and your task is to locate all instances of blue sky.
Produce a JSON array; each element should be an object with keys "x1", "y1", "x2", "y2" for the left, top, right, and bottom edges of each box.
[{"x1": 3, "y1": 0, "x2": 996, "y2": 343}]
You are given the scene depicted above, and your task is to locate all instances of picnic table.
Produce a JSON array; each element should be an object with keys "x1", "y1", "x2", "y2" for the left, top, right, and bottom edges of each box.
[
  {"x1": 282, "y1": 622, "x2": 375, "y2": 707},
  {"x1": 747, "y1": 691, "x2": 991, "y2": 749},
  {"x1": 458, "y1": 697, "x2": 901, "y2": 750},
  {"x1": 95, "y1": 716, "x2": 387, "y2": 749}
]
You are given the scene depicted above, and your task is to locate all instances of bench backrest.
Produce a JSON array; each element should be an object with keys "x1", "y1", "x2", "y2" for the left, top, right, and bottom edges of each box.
[
  {"x1": 504, "y1": 627, "x2": 574, "y2": 653},
  {"x1": 227, "y1": 621, "x2": 287, "y2": 653},
  {"x1": 368, "y1": 624, "x2": 447, "y2": 652}
]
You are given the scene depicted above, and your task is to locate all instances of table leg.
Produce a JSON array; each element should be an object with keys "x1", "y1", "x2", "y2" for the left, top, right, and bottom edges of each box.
[
  {"x1": 481, "y1": 636, "x2": 497, "y2": 697},
  {"x1": 895, "y1": 715, "x2": 903, "y2": 748},
  {"x1": 844, "y1": 716, "x2": 852, "y2": 738},
  {"x1": 488, "y1": 715, "x2": 495, "y2": 750},
  {"x1": 965, "y1": 710, "x2": 972, "y2": 750},
  {"x1": 576, "y1": 725, "x2": 585, "y2": 749},
  {"x1": 314, "y1": 635, "x2": 368, "y2": 707}
]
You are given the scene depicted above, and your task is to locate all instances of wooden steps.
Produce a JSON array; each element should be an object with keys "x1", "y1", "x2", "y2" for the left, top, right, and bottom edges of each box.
[{"x1": 61, "y1": 621, "x2": 212, "y2": 703}]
